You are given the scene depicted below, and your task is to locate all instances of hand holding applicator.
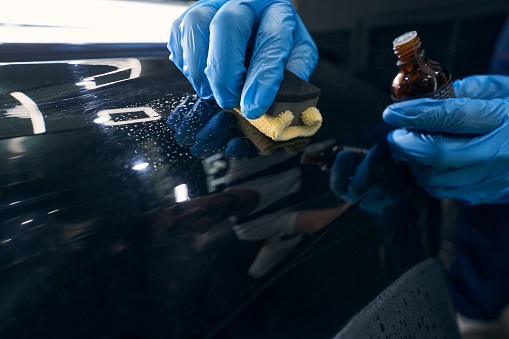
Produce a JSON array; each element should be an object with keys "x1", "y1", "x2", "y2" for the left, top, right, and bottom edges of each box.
[
  {"x1": 167, "y1": 0, "x2": 319, "y2": 120},
  {"x1": 167, "y1": 0, "x2": 323, "y2": 157},
  {"x1": 232, "y1": 69, "x2": 322, "y2": 142}
]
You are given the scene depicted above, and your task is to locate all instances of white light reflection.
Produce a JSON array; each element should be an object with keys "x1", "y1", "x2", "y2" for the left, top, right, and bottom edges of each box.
[
  {"x1": 7, "y1": 138, "x2": 27, "y2": 154},
  {"x1": 76, "y1": 81, "x2": 95, "y2": 87},
  {"x1": 132, "y1": 162, "x2": 149, "y2": 171},
  {"x1": 10, "y1": 92, "x2": 46, "y2": 134},
  {"x1": 76, "y1": 58, "x2": 142, "y2": 90},
  {"x1": 93, "y1": 116, "x2": 111, "y2": 124},
  {"x1": 8, "y1": 155, "x2": 23, "y2": 160},
  {"x1": 95, "y1": 107, "x2": 161, "y2": 126},
  {"x1": 21, "y1": 219, "x2": 33, "y2": 225},
  {"x1": 9, "y1": 201, "x2": 21, "y2": 206},
  {"x1": 0, "y1": 0, "x2": 188, "y2": 44},
  {"x1": 2, "y1": 59, "x2": 143, "y2": 91},
  {"x1": 1, "y1": 239, "x2": 12, "y2": 244},
  {"x1": 174, "y1": 184, "x2": 189, "y2": 203},
  {"x1": 48, "y1": 209, "x2": 60, "y2": 214}
]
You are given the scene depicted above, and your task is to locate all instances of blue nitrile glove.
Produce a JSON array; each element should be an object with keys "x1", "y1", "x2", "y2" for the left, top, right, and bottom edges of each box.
[
  {"x1": 168, "y1": 0, "x2": 318, "y2": 119},
  {"x1": 383, "y1": 75, "x2": 509, "y2": 205},
  {"x1": 330, "y1": 141, "x2": 399, "y2": 219},
  {"x1": 168, "y1": 95, "x2": 251, "y2": 159}
]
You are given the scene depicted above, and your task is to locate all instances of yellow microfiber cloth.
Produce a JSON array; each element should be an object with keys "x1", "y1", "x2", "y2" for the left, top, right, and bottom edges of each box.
[
  {"x1": 229, "y1": 109, "x2": 311, "y2": 155},
  {"x1": 233, "y1": 106, "x2": 322, "y2": 142},
  {"x1": 233, "y1": 69, "x2": 323, "y2": 142}
]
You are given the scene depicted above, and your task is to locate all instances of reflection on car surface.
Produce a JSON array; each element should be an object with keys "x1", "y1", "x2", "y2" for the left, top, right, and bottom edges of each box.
[{"x1": 0, "y1": 48, "x2": 461, "y2": 338}]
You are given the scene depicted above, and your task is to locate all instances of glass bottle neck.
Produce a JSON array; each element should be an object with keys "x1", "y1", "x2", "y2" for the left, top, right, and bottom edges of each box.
[
  {"x1": 397, "y1": 48, "x2": 426, "y2": 66},
  {"x1": 393, "y1": 35, "x2": 426, "y2": 66}
]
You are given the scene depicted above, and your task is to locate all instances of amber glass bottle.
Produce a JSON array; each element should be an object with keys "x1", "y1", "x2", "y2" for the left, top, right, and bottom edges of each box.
[{"x1": 391, "y1": 31, "x2": 455, "y2": 102}]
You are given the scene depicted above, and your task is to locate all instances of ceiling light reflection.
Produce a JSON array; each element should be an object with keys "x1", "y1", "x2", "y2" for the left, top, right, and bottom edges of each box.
[
  {"x1": 79, "y1": 58, "x2": 142, "y2": 89},
  {"x1": 94, "y1": 116, "x2": 111, "y2": 124},
  {"x1": 0, "y1": 0, "x2": 189, "y2": 44},
  {"x1": 10, "y1": 92, "x2": 46, "y2": 134},
  {"x1": 132, "y1": 162, "x2": 149, "y2": 171}
]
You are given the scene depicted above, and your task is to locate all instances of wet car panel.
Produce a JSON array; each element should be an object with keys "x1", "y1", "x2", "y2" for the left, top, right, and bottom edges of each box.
[{"x1": 0, "y1": 44, "x2": 456, "y2": 338}]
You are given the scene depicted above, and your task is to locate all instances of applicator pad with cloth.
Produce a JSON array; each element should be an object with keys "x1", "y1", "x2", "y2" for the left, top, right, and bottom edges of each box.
[{"x1": 233, "y1": 70, "x2": 322, "y2": 142}]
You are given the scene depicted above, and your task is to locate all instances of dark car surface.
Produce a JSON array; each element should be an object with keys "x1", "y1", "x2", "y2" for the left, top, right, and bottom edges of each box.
[
  {"x1": 0, "y1": 43, "x2": 457, "y2": 339},
  {"x1": 3, "y1": 0, "x2": 507, "y2": 337}
]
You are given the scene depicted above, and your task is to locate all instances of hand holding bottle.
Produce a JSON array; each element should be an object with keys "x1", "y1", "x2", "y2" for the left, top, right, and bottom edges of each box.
[{"x1": 383, "y1": 75, "x2": 509, "y2": 205}]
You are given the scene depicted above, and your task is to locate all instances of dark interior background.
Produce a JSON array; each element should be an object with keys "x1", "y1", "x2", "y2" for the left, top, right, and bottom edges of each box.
[{"x1": 294, "y1": 0, "x2": 509, "y2": 139}]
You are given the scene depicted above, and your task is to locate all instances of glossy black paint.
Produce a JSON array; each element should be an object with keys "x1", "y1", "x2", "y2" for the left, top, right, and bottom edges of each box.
[{"x1": 0, "y1": 44, "x2": 442, "y2": 338}]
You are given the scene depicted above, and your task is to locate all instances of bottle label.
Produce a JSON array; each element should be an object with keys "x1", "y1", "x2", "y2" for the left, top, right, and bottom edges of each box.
[{"x1": 429, "y1": 77, "x2": 455, "y2": 100}]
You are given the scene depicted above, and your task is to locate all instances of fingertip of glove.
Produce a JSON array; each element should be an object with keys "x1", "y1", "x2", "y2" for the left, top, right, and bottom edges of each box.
[
  {"x1": 386, "y1": 128, "x2": 408, "y2": 146},
  {"x1": 241, "y1": 104, "x2": 265, "y2": 120},
  {"x1": 224, "y1": 137, "x2": 250, "y2": 160},
  {"x1": 382, "y1": 98, "x2": 441, "y2": 127},
  {"x1": 166, "y1": 115, "x2": 179, "y2": 132},
  {"x1": 381, "y1": 105, "x2": 397, "y2": 124},
  {"x1": 193, "y1": 110, "x2": 237, "y2": 145},
  {"x1": 174, "y1": 133, "x2": 193, "y2": 147},
  {"x1": 214, "y1": 96, "x2": 239, "y2": 111},
  {"x1": 385, "y1": 130, "x2": 415, "y2": 159},
  {"x1": 166, "y1": 95, "x2": 198, "y2": 131},
  {"x1": 382, "y1": 101, "x2": 414, "y2": 124},
  {"x1": 191, "y1": 120, "x2": 238, "y2": 159},
  {"x1": 196, "y1": 89, "x2": 214, "y2": 101},
  {"x1": 189, "y1": 143, "x2": 209, "y2": 159}
]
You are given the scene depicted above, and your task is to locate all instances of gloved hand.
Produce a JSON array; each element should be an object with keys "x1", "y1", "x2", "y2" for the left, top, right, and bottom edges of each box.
[
  {"x1": 330, "y1": 142, "x2": 390, "y2": 204},
  {"x1": 168, "y1": 95, "x2": 251, "y2": 159},
  {"x1": 383, "y1": 75, "x2": 509, "y2": 205},
  {"x1": 168, "y1": 0, "x2": 318, "y2": 119}
]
